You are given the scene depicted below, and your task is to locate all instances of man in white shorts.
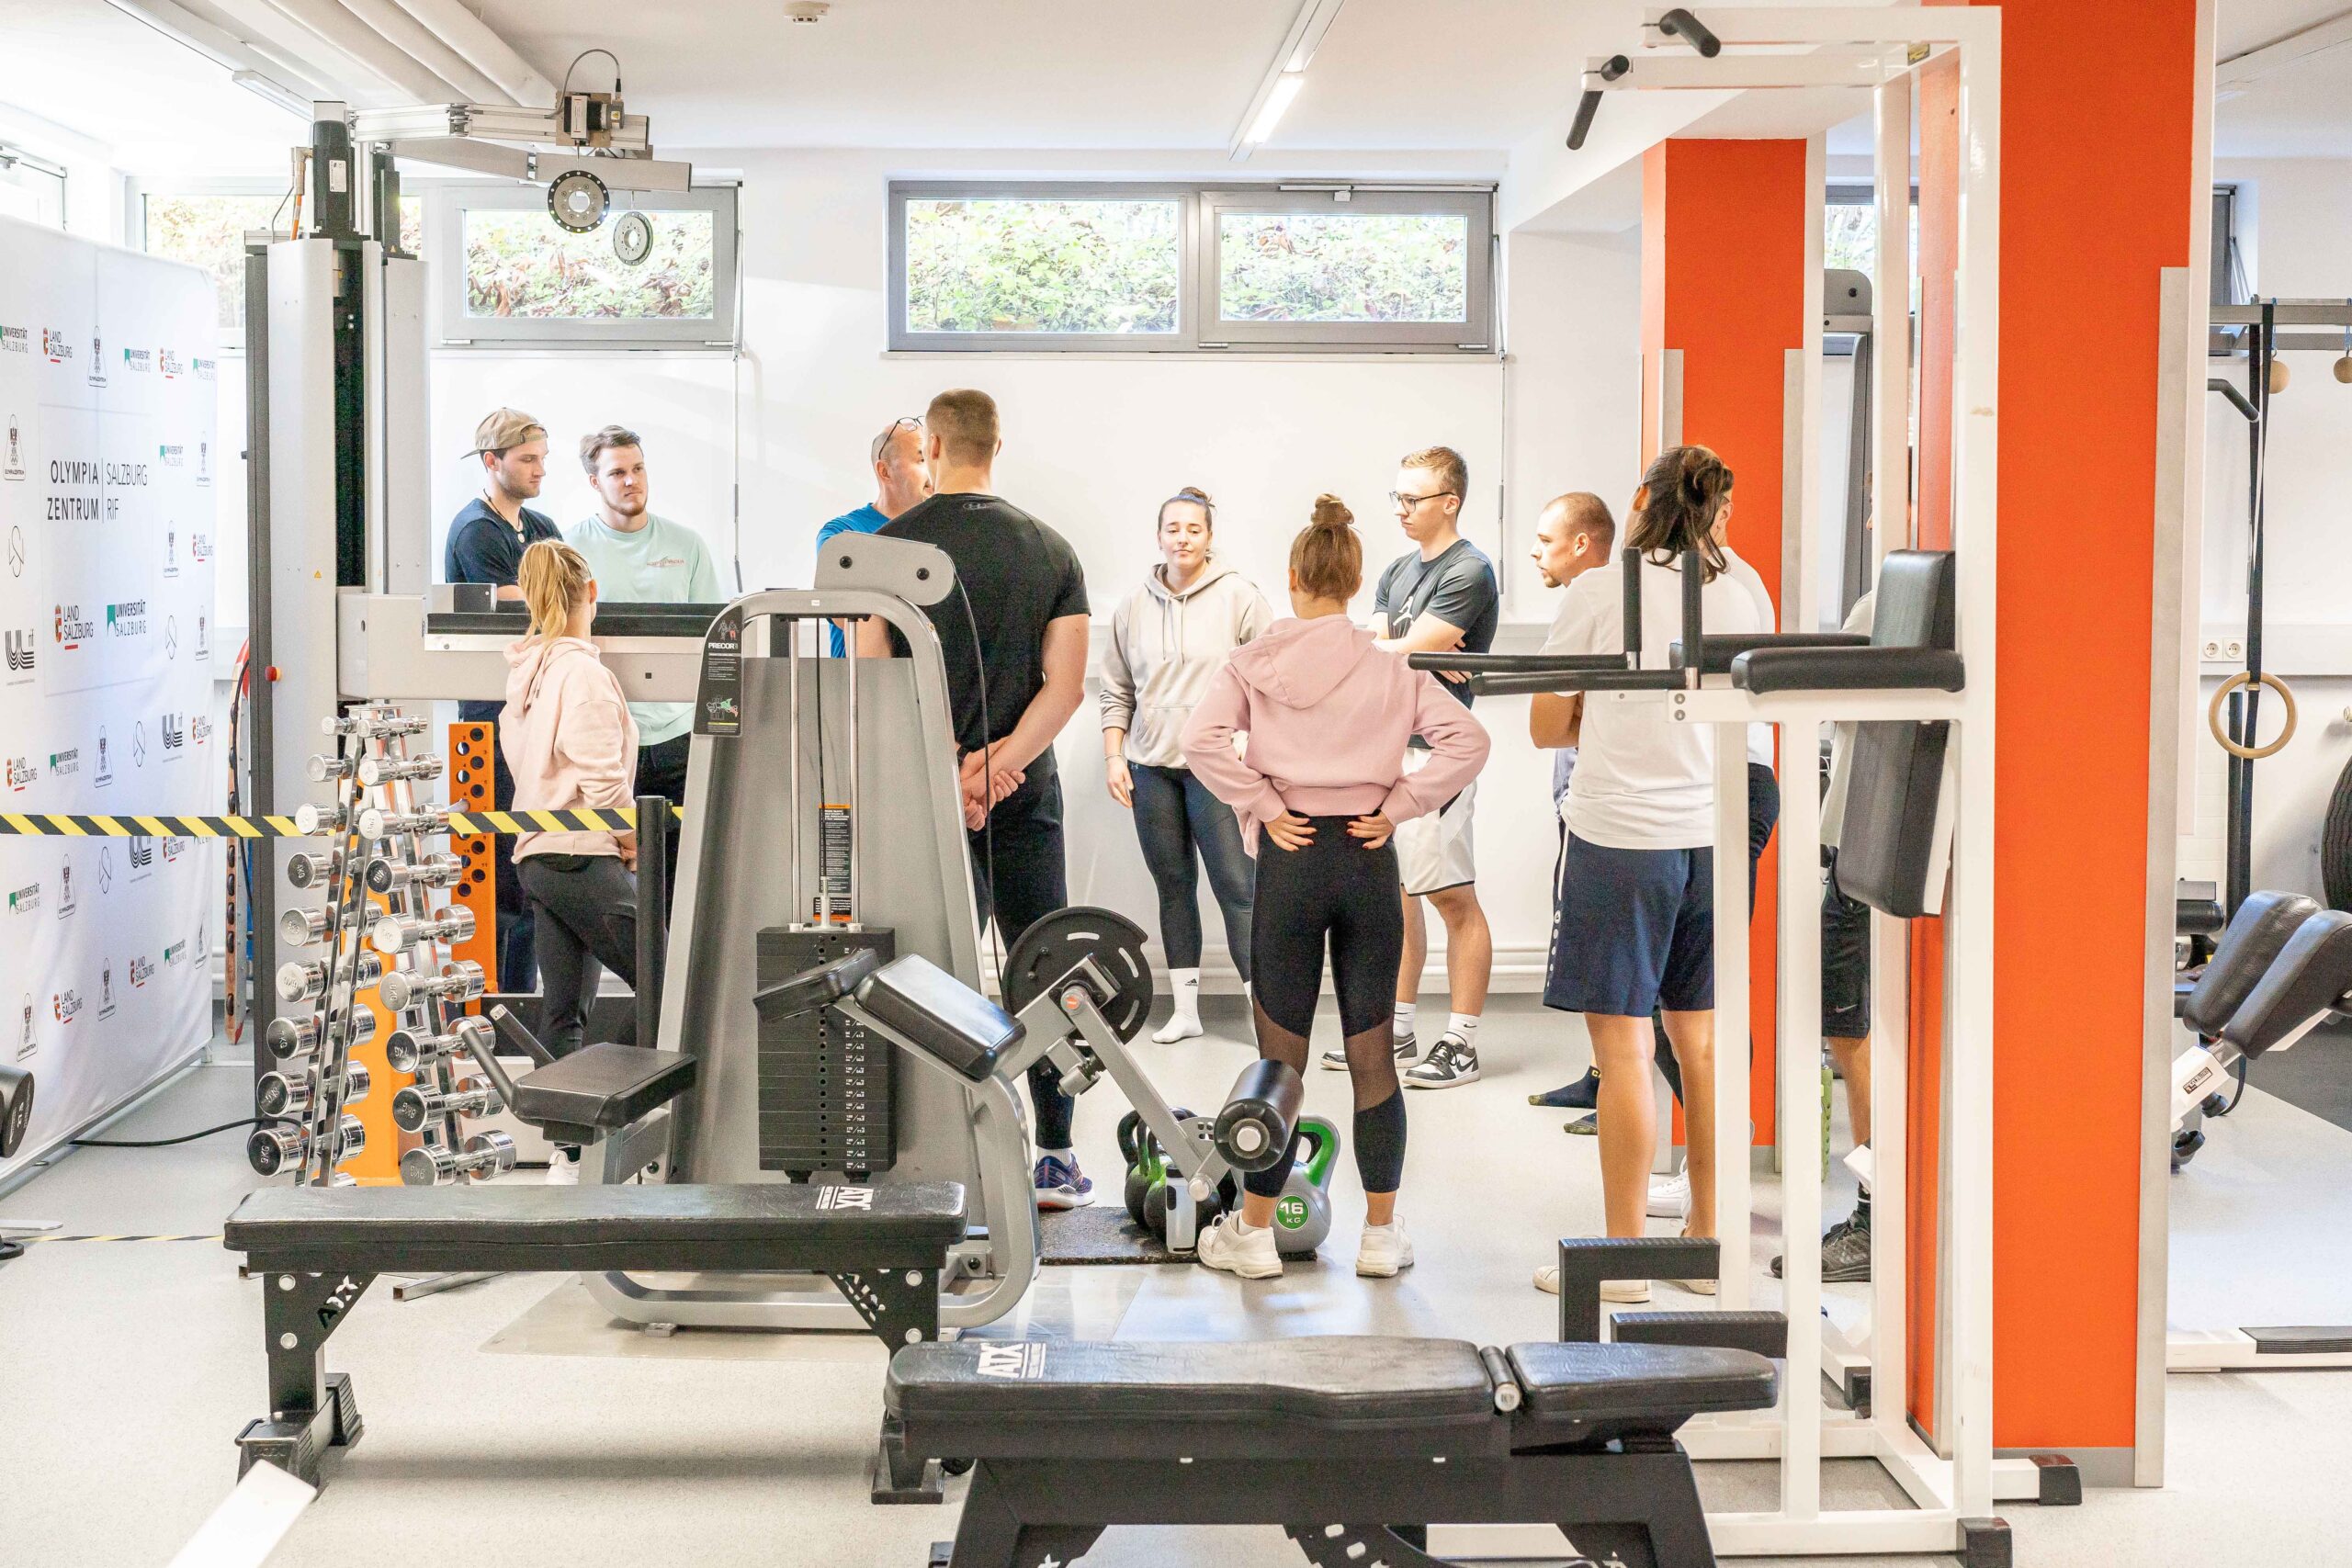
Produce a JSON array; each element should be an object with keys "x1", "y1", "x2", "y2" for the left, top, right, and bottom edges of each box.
[{"x1": 1339, "y1": 446, "x2": 1501, "y2": 1088}]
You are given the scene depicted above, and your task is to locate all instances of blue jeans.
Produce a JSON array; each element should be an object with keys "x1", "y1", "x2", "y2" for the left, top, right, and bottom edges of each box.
[{"x1": 1127, "y1": 762, "x2": 1254, "y2": 982}]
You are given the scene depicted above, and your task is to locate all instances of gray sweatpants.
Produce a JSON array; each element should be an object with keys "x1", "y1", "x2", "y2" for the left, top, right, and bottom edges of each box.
[{"x1": 517, "y1": 852, "x2": 639, "y2": 1056}]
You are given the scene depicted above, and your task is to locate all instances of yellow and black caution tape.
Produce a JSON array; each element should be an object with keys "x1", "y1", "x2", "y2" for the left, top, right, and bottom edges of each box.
[{"x1": 0, "y1": 807, "x2": 683, "y2": 840}]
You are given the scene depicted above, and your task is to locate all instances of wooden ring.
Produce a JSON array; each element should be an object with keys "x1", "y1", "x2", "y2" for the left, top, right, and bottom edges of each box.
[{"x1": 2209, "y1": 671, "x2": 2298, "y2": 761}]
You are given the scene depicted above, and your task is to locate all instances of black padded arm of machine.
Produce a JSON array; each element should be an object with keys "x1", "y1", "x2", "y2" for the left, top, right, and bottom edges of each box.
[
  {"x1": 753, "y1": 946, "x2": 883, "y2": 1017},
  {"x1": 755, "y1": 949, "x2": 1028, "y2": 1085},
  {"x1": 1214, "y1": 1060, "x2": 1307, "y2": 1173},
  {"x1": 1566, "y1": 55, "x2": 1628, "y2": 150},
  {"x1": 2219, "y1": 908, "x2": 2352, "y2": 1061},
  {"x1": 1731, "y1": 645, "x2": 1966, "y2": 694},
  {"x1": 1657, "y1": 7, "x2": 1722, "y2": 56},
  {"x1": 2180, "y1": 890, "x2": 2319, "y2": 1039},
  {"x1": 1668, "y1": 632, "x2": 1869, "y2": 674}
]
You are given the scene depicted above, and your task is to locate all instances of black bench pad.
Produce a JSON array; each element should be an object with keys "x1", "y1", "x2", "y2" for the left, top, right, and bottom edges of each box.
[
  {"x1": 226, "y1": 1180, "x2": 967, "y2": 1273},
  {"x1": 859, "y1": 953, "x2": 1027, "y2": 1082},
  {"x1": 1509, "y1": 1341, "x2": 1778, "y2": 1425},
  {"x1": 511, "y1": 1043, "x2": 697, "y2": 1133}
]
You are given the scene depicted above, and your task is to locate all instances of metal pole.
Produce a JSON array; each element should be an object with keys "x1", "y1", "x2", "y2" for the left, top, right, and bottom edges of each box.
[
  {"x1": 846, "y1": 630, "x2": 862, "y2": 929},
  {"x1": 786, "y1": 615, "x2": 804, "y2": 929}
]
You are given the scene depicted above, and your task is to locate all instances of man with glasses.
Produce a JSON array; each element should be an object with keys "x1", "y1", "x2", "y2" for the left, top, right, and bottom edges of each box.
[
  {"x1": 816, "y1": 415, "x2": 933, "y2": 655},
  {"x1": 1340, "y1": 445, "x2": 1500, "y2": 1089}
]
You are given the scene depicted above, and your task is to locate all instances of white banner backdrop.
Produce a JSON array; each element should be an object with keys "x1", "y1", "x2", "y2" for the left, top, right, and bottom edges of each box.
[{"x1": 1, "y1": 215, "x2": 221, "y2": 1182}]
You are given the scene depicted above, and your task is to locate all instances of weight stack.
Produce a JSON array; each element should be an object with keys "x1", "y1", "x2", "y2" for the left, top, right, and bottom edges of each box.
[{"x1": 755, "y1": 926, "x2": 897, "y2": 1177}]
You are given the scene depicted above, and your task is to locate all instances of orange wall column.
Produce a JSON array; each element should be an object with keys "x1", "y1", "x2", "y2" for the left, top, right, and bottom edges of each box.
[
  {"x1": 1641, "y1": 138, "x2": 1810, "y2": 1145},
  {"x1": 1915, "y1": 0, "x2": 2200, "y2": 1459}
]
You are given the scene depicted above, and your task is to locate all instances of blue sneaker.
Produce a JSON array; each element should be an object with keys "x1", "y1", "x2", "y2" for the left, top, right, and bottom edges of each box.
[{"x1": 1033, "y1": 1155, "x2": 1094, "y2": 1212}]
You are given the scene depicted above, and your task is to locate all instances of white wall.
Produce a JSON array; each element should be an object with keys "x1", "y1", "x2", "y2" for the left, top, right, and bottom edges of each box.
[
  {"x1": 422, "y1": 150, "x2": 1646, "y2": 988},
  {"x1": 2190, "y1": 159, "x2": 2352, "y2": 902}
]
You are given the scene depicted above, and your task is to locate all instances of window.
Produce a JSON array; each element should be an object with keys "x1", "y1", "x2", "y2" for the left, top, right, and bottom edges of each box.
[
  {"x1": 138, "y1": 187, "x2": 421, "y2": 340},
  {"x1": 0, "y1": 146, "x2": 66, "y2": 231},
  {"x1": 1823, "y1": 183, "x2": 1919, "y2": 281},
  {"x1": 890, "y1": 182, "x2": 1495, "y2": 354},
  {"x1": 430, "y1": 184, "x2": 737, "y2": 348}
]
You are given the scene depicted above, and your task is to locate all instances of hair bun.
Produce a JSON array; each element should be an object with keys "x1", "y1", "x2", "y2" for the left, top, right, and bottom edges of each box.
[
  {"x1": 1310, "y1": 493, "x2": 1353, "y2": 530},
  {"x1": 1176, "y1": 485, "x2": 1212, "y2": 505}
]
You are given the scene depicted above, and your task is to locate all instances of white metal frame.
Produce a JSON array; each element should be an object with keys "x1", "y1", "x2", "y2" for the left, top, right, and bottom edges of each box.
[{"x1": 1464, "y1": 9, "x2": 1996, "y2": 1559}]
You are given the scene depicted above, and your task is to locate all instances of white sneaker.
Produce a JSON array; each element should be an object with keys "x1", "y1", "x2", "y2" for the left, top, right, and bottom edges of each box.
[
  {"x1": 1195, "y1": 1214, "x2": 1283, "y2": 1280},
  {"x1": 545, "y1": 1146, "x2": 581, "y2": 1186},
  {"x1": 1356, "y1": 1221, "x2": 1414, "y2": 1278},
  {"x1": 1647, "y1": 1172, "x2": 1690, "y2": 1219},
  {"x1": 1324, "y1": 1032, "x2": 1419, "y2": 1070},
  {"x1": 1153, "y1": 1012, "x2": 1204, "y2": 1043},
  {"x1": 1532, "y1": 1265, "x2": 1648, "y2": 1303},
  {"x1": 1403, "y1": 1035, "x2": 1480, "y2": 1089}
]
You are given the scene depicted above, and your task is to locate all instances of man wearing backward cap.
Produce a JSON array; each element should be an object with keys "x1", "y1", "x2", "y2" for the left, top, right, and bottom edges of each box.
[{"x1": 445, "y1": 407, "x2": 560, "y2": 990}]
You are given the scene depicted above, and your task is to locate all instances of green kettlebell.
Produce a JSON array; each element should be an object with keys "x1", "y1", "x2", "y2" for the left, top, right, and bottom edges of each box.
[
  {"x1": 1117, "y1": 1112, "x2": 1156, "y2": 1225},
  {"x1": 1270, "y1": 1115, "x2": 1340, "y2": 1257}
]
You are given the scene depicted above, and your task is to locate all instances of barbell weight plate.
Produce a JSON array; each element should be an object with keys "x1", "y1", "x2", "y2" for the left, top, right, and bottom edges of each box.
[{"x1": 999, "y1": 906, "x2": 1155, "y2": 1044}]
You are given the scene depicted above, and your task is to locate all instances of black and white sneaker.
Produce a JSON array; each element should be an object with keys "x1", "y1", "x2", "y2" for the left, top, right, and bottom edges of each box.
[
  {"x1": 1324, "y1": 1032, "x2": 1421, "y2": 1071},
  {"x1": 1403, "y1": 1034, "x2": 1480, "y2": 1089}
]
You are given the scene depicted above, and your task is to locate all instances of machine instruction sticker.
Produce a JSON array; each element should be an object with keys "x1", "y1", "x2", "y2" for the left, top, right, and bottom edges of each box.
[{"x1": 695, "y1": 604, "x2": 743, "y2": 738}]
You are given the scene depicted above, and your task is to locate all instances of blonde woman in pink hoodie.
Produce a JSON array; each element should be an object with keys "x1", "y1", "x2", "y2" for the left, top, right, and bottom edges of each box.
[
  {"x1": 1181, "y1": 495, "x2": 1489, "y2": 1280},
  {"x1": 502, "y1": 540, "x2": 641, "y2": 1183}
]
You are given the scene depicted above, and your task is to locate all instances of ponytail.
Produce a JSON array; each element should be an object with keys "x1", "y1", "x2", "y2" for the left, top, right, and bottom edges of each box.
[
  {"x1": 1628, "y1": 445, "x2": 1733, "y2": 581},
  {"x1": 1288, "y1": 493, "x2": 1362, "y2": 603},
  {"x1": 518, "y1": 539, "x2": 594, "y2": 642}
]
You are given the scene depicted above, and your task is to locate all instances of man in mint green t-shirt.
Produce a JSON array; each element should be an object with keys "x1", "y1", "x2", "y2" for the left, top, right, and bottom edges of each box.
[{"x1": 567, "y1": 424, "x2": 725, "y2": 906}]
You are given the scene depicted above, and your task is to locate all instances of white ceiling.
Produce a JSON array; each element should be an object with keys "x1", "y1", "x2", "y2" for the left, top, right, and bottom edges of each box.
[{"x1": 2215, "y1": 0, "x2": 2352, "y2": 157}]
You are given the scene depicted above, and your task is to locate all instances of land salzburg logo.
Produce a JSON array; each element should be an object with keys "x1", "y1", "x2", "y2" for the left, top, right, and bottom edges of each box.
[{"x1": 53, "y1": 604, "x2": 94, "y2": 649}]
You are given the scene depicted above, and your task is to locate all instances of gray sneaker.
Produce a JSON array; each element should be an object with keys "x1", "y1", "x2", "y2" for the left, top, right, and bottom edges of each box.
[
  {"x1": 1772, "y1": 1212, "x2": 1870, "y2": 1282},
  {"x1": 1324, "y1": 1032, "x2": 1420, "y2": 1070}
]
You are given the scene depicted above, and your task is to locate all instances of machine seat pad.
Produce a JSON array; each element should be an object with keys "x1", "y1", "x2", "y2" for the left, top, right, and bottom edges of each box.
[
  {"x1": 2221, "y1": 908, "x2": 2352, "y2": 1058},
  {"x1": 511, "y1": 1043, "x2": 697, "y2": 1131},
  {"x1": 226, "y1": 1179, "x2": 968, "y2": 1259},
  {"x1": 859, "y1": 953, "x2": 1025, "y2": 1082},
  {"x1": 1506, "y1": 1341, "x2": 1778, "y2": 1429},
  {"x1": 888, "y1": 1336, "x2": 1496, "y2": 1432},
  {"x1": 2182, "y1": 890, "x2": 2320, "y2": 1038}
]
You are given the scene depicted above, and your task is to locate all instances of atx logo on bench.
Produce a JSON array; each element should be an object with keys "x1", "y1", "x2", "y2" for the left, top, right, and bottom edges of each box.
[
  {"x1": 816, "y1": 1186, "x2": 874, "y2": 1211},
  {"x1": 975, "y1": 1343, "x2": 1047, "y2": 1380}
]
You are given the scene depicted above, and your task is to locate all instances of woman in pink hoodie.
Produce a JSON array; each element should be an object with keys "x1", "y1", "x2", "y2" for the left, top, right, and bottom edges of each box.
[
  {"x1": 502, "y1": 542, "x2": 641, "y2": 1179},
  {"x1": 1181, "y1": 495, "x2": 1489, "y2": 1280}
]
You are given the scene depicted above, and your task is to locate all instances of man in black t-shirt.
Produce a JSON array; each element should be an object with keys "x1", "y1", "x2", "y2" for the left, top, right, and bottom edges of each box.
[
  {"x1": 1357, "y1": 445, "x2": 1499, "y2": 1091},
  {"x1": 855, "y1": 389, "x2": 1094, "y2": 1211},
  {"x1": 445, "y1": 408, "x2": 560, "y2": 992}
]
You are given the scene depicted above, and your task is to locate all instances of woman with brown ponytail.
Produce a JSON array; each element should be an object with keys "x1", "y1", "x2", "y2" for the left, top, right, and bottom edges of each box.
[
  {"x1": 1182, "y1": 495, "x2": 1489, "y2": 1280},
  {"x1": 1527, "y1": 446, "x2": 1762, "y2": 1300},
  {"x1": 501, "y1": 540, "x2": 641, "y2": 1180}
]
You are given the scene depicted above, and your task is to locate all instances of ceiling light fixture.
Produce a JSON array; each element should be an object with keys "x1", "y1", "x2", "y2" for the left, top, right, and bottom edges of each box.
[{"x1": 1229, "y1": 0, "x2": 1346, "y2": 161}]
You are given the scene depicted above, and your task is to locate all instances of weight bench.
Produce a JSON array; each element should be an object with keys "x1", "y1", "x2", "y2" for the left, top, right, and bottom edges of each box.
[
  {"x1": 888, "y1": 1334, "x2": 1776, "y2": 1568},
  {"x1": 224, "y1": 1179, "x2": 967, "y2": 1486}
]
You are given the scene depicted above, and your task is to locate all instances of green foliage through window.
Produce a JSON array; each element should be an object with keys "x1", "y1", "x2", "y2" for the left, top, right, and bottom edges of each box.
[
  {"x1": 143, "y1": 193, "x2": 286, "y2": 332},
  {"x1": 463, "y1": 209, "x2": 715, "y2": 321},
  {"x1": 1217, "y1": 212, "x2": 1467, "y2": 324},
  {"x1": 903, "y1": 198, "x2": 1180, "y2": 335}
]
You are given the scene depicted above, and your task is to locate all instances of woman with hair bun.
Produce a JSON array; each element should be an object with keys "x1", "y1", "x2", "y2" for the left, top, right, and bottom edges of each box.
[
  {"x1": 1527, "y1": 445, "x2": 1762, "y2": 1300},
  {"x1": 1100, "y1": 487, "x2": 1275, "y2": 1042},
  {"x1": 1182, "y1": 494, "x2": 1489, "y2": 1280},
  {"x1": 501, "y1": 539, "x2": 641, "y2": 1182}
]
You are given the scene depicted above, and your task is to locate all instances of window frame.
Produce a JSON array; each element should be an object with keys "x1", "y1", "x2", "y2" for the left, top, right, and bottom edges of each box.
[
  {"x1": 888, "y1": 180, "x2": 1498, "y2": 355},
  {"x1": 428, "y1": 181, "x2": 739, "y2": 351},
  {"x1": 0, "y1": 143, "x2": 68, "y2": 232},
  {"x1": 127, "y1": 178, "x2": 297, "y2": 351}
]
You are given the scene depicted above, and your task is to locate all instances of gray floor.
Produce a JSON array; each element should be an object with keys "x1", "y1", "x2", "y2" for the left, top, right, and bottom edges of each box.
[{"x1": 5, "y1": 998, "x2": 2352, "y2": 1567}]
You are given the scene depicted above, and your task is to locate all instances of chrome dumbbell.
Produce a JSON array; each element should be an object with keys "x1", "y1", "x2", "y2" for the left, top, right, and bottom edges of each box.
[
  {"x1": 292, "y1": 802, "x2": 348, "y2": 836},
  {"x1": 246, "y1": 1112, "x2": 366, "y2": 1177},
  {"x1": 356, "y1": 806, "x2": 450, "y2": 840},
  {"x1": 275, "y1": 951, "x2": 385, "y2": 1003},
  {"x1": 268, "y1": 1010, "x2": 378, "y2": 1059},
  {"x1": 401, "y1": 1131, "x2": 517, "y2": 1187},
  {"x1": 378, "y1": 959, "x2": 484, "y2": 1012},
  {"x1": 279, "y1": 905, "x2": 365, "y2": 947},
  {"x1": 357, "y1": 754, "x2": 444, "y2": 786},
  {"x1": 306, "y1": 753, "x2": 356, "y2": 782},
  {"x1": 370, "y1": 905, "x2": 475, "y2": 954},
  {"x1": 392, "y1": 1077, "x2": 502, "y2": 1132},
  {"x1": 285, "y1": 850, "x2": 344, "y2": 889},
  {"x1": 368, "y1": 853, "x2": 464, "y2": 895},
  {"x1": 255, "y1": 1062, "x2": 371, "y2": 1118},
  {"x1": 385, "y1": 1014, "x2": 492, "y2": 1075},
  {"x1": 324, "y1": 711, "x2": 426, "y2": 739}
]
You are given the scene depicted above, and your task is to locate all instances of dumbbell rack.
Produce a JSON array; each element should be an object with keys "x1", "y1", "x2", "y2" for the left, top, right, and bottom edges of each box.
[{"x1": 257, "y1": 704, "x2": 503, "y2": 1188}]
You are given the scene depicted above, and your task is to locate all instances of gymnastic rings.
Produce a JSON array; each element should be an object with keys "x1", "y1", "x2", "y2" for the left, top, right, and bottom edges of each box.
[{"x1": 2208, "y1": 670, "x2": 2299, "y2": 761}]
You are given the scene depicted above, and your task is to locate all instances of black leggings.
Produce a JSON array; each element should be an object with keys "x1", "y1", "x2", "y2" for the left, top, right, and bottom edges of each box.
[
  {"x1": 518, "y1": 852, "x2": 638, "y2": 1057},
  {"x1": 1246, "y1": 818, "x2": 1407, "y2": 1198}
]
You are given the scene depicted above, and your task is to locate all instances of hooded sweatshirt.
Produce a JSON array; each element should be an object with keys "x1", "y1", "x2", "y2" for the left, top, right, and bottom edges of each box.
[
  {"x1": 1099, "y1": 558, "x2": 1274, "y2": 768},
  {"x1": 1181, "y1": 615, "x2": 1489, "y2": 852},
  {"x1": 501, "y1": 634, "x2": 639, "y2": 861}
]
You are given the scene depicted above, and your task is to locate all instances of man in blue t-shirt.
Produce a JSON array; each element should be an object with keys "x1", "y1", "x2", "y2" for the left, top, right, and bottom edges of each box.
[
  {"x1": 1355, "y1": 445, "x2": 1501, "y2": 1091},
  {"x1": 815, "y1": 415, "x2": 933, "y2": 654},
  {"x1": 444, "y1": 408, "x2": 560, "y2": 991}
]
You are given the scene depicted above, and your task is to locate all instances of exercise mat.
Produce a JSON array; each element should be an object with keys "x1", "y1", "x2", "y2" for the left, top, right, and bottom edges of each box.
[{"x1": 1038, "y1": 1204, "x2": 1181, "y2": 1266}]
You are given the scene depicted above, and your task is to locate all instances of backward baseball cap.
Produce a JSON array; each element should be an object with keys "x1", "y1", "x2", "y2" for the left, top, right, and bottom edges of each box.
[{"x1": 469, "y1": 407, "x2": 546, "y2": 457}]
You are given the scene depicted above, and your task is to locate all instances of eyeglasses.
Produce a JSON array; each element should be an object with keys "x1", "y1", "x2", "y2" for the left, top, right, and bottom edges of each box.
[
  {"x1": 1389, "y1": 490, "x2": 1458, "y2": 509},
  {"x1": 870, "y1": 416, "x2": 922, "y2": 466}
]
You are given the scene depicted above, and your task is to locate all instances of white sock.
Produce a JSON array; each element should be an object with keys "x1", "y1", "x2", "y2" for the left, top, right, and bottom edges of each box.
[
  {"x1": 1447, "y1": 1012, "x2": 1481, "y2": 1047},
  {"x1": 1040, "y1": 1146, "x2": 1074, "y2": 1165},
  {"x1": 1232, "y1": 1213, "x2": 1262, "y2": 1235},
  {"x1": 1168, "y1": 968, "x2": 1201, "y2": 1017},
  {"x1": 1395, "y1": 1001, "x2": 1419, "y2": 1038}
]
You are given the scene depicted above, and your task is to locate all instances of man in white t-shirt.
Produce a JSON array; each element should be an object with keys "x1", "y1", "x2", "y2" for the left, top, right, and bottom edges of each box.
[{"x1": 565, "y1": 425, "x2": 725, "y2": 906}]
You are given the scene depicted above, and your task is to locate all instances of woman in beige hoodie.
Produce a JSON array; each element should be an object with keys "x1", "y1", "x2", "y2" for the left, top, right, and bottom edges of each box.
[
  {"x1": 501, "y1": 542, "x2": 641, "y2": 1183},
  {"x1": 1099, "y1": 487, "x2": 1274, "y2": 1042}
]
